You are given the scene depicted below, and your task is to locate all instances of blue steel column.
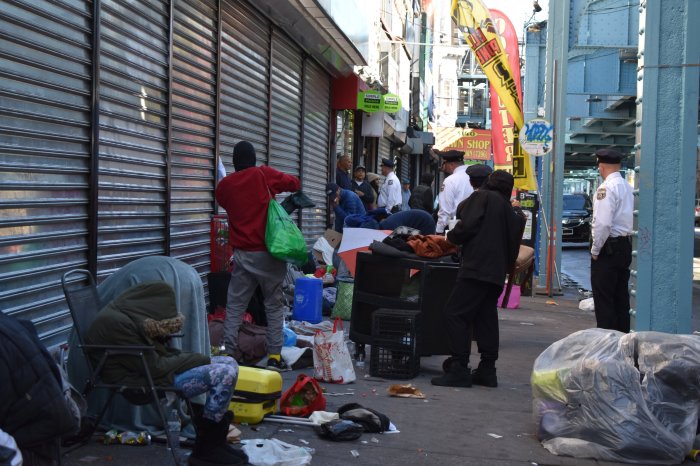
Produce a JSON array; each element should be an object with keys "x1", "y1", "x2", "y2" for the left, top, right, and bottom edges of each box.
[
  {"x1": 537, "y1": 1, "x2": 569, "y2": 292},
  {"x1": 633, "y1": 0, "x2": 700, "y2": 332}
]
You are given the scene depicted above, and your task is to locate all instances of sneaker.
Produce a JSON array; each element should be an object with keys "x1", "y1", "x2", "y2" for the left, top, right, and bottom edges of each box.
[
  {"x1": 471, "y1": 367, "x2": 498, "y2": 387},
  {"x1": 265, "y1": 357, "x2": 289, "y2": 372}
]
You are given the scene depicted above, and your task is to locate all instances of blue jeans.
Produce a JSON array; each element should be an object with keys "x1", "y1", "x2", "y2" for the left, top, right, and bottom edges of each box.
[{"x1": 173, "y1": 356, "x2": 238, "y2": 422}]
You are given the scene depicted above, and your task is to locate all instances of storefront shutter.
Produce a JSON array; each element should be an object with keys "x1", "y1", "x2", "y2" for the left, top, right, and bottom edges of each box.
[
  {"x1": 301, "y1": 60, "x2": 331, "y2": 245},
  {"x1": 97, "y1": 0, "x2": 170, "y2": 274},
  {"x1": 170, "y1": 0, "x2": 218, "y2": 271},
  {"x1": 378, "y1": 137, "x2": 392, "y2": 165},
  {"x1": 0, "y1": 0, "x2": 93, "y2": 345},
  {"x1": 219, "y1": 0, "x2": 270, "y2": 172},
  {"x1": 399, "y1": 154, "x2": 410, "y2": 182},
  {"x1": 269, "y1": 30, "x2": 302, "y2": 178}
]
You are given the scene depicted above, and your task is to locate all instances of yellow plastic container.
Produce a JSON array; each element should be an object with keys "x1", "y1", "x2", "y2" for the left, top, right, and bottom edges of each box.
[{"x1": 229, "y1": 366, "x2": 282, "y2": 424}]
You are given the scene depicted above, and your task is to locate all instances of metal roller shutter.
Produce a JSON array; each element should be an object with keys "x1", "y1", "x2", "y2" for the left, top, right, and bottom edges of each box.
[
  {"x1": 219, "y1": 0, "x2": 270, "y2": 173},
  {"x1": 97, "y1": 0, "x2": 169, "y2": 275},
  {"x1": 269, "y1": 30, "x2": 302, "y2": 178},
  {"x1": 0, "y1": 0, "x2": 93, "y2": 346},
  {"x1": 301, "y1": 60, "x2": 331, "y2": 245},
  {"x1": 170, "y1": 0, "x2": 218, "y2": 271},
  {"x1": 378, "y1": 137, "x2": 392, "y2": 165},
  {"x1": 399, "y1": 154, "x2": 410, "y2": 181}
]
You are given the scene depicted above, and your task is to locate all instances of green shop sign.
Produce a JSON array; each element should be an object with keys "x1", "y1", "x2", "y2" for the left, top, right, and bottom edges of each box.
[
  {"x1": 357, "y1": 90, "x2": 382, "y2": 112},
  {"x1": 382, "y1": 94, "x2": 401, "y2": 113},
  {"x1": 357, "y1": 91, "x2": 402, "y2": 113}
]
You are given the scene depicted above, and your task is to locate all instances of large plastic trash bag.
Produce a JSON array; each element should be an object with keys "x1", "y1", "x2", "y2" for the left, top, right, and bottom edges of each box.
[{"x1": 531, "y1": 328, "x2": 700, "y2": 464}]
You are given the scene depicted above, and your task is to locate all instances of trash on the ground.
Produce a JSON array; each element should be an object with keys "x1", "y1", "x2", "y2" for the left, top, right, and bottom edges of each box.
[
  {"x1": 264, "y1": 414, "x2": 319, "y2": 427},
  {"x1": 78, "y1": 456, "x2": 101, "y2": 463},
  {"x1": 370, "y1": 437, "x2": 379, "y2": 443},
  {"x1": 360, "y1": 440, "x2": 368, "y2": 444},
  {"x1": 338, "y1": 403, "x2": 390, "y2": 433},
  {"x1": 350, "y1": 449, "x2": 360, "y2": 457},
  {"x1": 533, "y1": 328, "x2": 700, "y2": 464},
  {"x1": 103, "y1": 430, "x2": 150, "y2": 446},
  {"x1": 241, "y1": 438, "x2": 312, "y2": 466},
  {"x1": 519, "y1": 322, "x2": 535, "y2": 326},
  {"x1": 487, "y1": 433, "x2": 502, "y2": 439},
  {"x1": 299, "y1": 439, "x2": 309, "y2": 445},
  {"x1": 226, "y1": 424, "x2": 241, "y2": 443},
  {"x1": 545, "y1": 300, "x2": 558, "y2": 306},
  {"x1": 324, "y1": 392, "x2": 355, "y2": 396},
  {"x1": 688, "y1": 449, "x2": 700, "y2": 462},
  {"x1": 309, "y1": 411, "x2": 339, "y2": 425},
  {"x1": 315, "y1": 419, "x2": 364, "y2": 441},
  {"x1": 387, "y1": 383, "x2": 425, "y2": 399},
  {"x1": 578, "y1": 297, "x2": 594, "y2": 311},
  {"x1": 279, "y1": 429, "x2": 294, "y2": 433}
]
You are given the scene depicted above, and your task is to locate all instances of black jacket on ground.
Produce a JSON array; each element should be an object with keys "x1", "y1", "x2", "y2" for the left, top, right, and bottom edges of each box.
[
  {"x1": 0, "y1": 313, "x2": 78, "y2": 459},
  {"x1": 447, "y1": 189, "x2": 524, "y2": 286}
]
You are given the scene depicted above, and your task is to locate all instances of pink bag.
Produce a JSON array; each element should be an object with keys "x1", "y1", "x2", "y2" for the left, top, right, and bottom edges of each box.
[{"x1": 498, "y1": 284, "x2": 521, "y2": 309}]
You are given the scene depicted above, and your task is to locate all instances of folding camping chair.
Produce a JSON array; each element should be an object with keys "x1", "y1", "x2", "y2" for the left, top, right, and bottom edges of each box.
[{"x1": 61, "y1": 269, "x2": 194, "y2": 464}]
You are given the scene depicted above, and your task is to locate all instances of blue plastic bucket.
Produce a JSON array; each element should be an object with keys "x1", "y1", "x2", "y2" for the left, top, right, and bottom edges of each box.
[{"x1": 292, "y1": 277, "x2": 323, "y2": 323}]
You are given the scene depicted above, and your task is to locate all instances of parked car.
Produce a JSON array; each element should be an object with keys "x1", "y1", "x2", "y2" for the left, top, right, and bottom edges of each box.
[{"x1": 562, "y1": 193, "x2": 592, "y2": 242}]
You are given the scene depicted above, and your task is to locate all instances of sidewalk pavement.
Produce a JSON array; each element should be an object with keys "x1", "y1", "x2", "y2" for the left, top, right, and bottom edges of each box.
[{"x1": 62, "y1": 290, "x2": 695, "y2": 466}]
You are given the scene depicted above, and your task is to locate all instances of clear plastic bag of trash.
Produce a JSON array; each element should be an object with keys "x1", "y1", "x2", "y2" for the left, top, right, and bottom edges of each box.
[
  {"x1": 240, "y1": 438, "x2": 312, "y2": 466},
  {"x1": 531, "y1": 328, "x2": 700, "y2": 464},
  {"x1": 578, "y1": 297, "x2": 594, "y2": 311},
  {"x1": 314, "y1": 419, "x2": 364, "y2": 441}
]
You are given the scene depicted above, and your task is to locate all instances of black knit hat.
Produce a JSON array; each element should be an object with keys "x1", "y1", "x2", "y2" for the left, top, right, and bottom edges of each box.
[
  {"x1": 484, "y1": 170, "x2": 514, "y2": 199},
  {"x1": 232, "y1": 141, "x2": 256, "y2": 171}
]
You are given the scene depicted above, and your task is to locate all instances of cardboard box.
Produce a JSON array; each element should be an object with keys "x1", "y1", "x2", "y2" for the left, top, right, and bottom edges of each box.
[{"x1": 312, "y1": 229, "x2": 342, "y2": 264}]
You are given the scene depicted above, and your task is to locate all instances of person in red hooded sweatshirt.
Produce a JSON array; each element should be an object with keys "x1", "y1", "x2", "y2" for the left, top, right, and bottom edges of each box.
[{"x1": 215, "y1": 141, "x2": 300, "y2": 371}]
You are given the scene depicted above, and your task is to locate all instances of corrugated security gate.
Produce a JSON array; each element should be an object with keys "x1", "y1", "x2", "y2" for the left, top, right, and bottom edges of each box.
[
  {"x1": 0, "y1": 0, "x2": 93, "y2": 346},
  {"x1": 0, "y1": 0, "x2": 332, "y2": 347},
  {"x1": 302, "y1": 61, "x2": 331, "y2": 244}
]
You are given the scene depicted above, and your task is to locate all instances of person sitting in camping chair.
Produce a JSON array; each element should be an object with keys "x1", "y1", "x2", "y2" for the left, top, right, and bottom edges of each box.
[{"x1": 86, "y1": 281, "x2": 247, "y2": 466}]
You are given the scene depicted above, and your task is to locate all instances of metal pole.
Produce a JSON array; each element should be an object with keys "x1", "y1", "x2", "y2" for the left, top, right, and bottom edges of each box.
[{"x1": 547, "y1": 60, "x2": 558, "y2": 297}]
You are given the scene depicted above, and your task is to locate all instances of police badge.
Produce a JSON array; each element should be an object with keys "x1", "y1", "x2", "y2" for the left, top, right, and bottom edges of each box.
[{"x1": 596, "y1": 188, "x2": 606, "y2": 200}]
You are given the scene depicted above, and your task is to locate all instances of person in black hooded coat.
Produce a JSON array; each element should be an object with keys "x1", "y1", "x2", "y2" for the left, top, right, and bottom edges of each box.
[
  {"x1": 0, "y1": 312, "x2": 78, "y2": 464},
  {"x1": 431, "y1": 170, "x2": 525, "y2": 388}
]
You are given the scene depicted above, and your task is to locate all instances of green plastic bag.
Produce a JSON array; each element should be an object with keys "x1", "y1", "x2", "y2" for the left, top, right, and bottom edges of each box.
[
  {"x1": 265, "y1": 199, "x2": 308, "y2": 266},
  {"x1": 331, "y1": 278, "x2": 354, "y2": 320}
]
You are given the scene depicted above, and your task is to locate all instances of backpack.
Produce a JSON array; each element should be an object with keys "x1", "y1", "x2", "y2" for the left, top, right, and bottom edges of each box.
[{"x1": 337, "y1": 403, "x2": 391, "y2": 433}]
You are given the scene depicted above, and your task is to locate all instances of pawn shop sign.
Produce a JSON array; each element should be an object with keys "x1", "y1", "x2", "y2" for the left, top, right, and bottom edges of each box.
[{"x1": 519, "y1": 118, "x2": 554, "y2": 156}]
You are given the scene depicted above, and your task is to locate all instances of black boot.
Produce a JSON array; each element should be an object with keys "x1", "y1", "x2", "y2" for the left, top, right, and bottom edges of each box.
[
  {"x1": 431, "y1": 357, "x2": 472, "y2": 387},
  {"x1": 472, "y1": 362, "x2": 498, "y2": 388},
  {"x1": 189, "y1": 411, "x2": 248, "y2": 466}
]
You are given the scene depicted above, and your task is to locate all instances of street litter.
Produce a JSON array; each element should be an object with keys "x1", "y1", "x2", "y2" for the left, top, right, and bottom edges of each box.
[
  {"x1": 387, "y1": 383, "x2": 425, "y2": 399},
  {"x1": 533, "y1": 328, "x2": 700, "y2": 464},
  {"x1": 370, "y1": 437, "x2": 379, "y2": 443},
  {"x1": 578, "y1": 297, "x2": 594, "y2": 311},
  {"x1": 78, "y1": 457, "x2": 101, "y2": 463},
  {"x1": 350, "y1": 450, "x2": 360, "y2": 457},
  {"x1": 487, "y1": 433, "x2": 503, "y2": 439},
  {"x1": 545, "y1": 300, "x2": 558, "y2": 306},
  {"x1": 299, "y1": 439, "x2": 309, "y2": 445},
  {"x1": 227, "y1": 424, "x2": 242, "y2": 443},
  {"x1": 324, "y1": 392, "x2": 355, "y2": 396},
  {"x1": 241, "y1": 438, "x2": 312, "y2": 466},
  {"x1": 519, "y1": 322, "x2": 535, "y2": 326},
  {"x1": 102, "y1": 430, "x2": 150, "y2": 446}
]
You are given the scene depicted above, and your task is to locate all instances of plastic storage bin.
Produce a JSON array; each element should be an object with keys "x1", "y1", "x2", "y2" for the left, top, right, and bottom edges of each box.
[
  {"x1": 369, "y1": 309, "x2": 421, "y2": 379},
  {"x1": 292, "y1": 277, "x2": 323, "y2": 323}
]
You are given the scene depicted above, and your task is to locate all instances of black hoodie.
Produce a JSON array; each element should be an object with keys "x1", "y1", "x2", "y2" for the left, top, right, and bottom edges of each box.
[{"x1": 447, "y1": 171, "x2": 525, "y2": 286}]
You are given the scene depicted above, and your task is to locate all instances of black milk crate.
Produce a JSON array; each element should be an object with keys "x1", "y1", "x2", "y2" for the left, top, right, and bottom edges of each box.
[{"x1": 369, "y1": 309, "x2": 421, "y2": 379}]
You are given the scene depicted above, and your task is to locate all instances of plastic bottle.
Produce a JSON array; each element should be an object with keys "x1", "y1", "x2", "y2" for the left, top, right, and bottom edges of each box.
[{"x1": 166, "y1": 409, "x2": 181, "y2": 450}]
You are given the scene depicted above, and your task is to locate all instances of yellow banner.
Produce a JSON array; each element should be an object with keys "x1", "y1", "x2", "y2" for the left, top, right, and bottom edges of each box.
[{"x1": 451, "y1": 0, "x2": 537, "y2": 191}]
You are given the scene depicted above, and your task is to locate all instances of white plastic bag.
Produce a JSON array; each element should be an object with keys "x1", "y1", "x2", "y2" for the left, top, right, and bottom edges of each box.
[
  {"x1": 313, "y1": 318, "x2": 356, "y2": 384},
  {"x1": 578, "y1": 297, "x2": 594, "y2": 311},
  {"x1": 241, "y1": 438, "x2": 312, "y2": 466}
]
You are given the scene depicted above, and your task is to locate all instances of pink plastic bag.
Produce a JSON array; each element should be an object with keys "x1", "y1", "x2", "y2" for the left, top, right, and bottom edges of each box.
[{"x1": 498, "y1": 284, "x2": 521, "y2": 309}]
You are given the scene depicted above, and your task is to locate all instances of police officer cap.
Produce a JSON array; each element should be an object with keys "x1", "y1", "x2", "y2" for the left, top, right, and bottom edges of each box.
[
  {"x1": 595, "y1": 148, "x2": 625, "y2": 164},
  {"x1": 381, "y1": 157, "x2": 394, "y2": 168},
  {"x1": 466, "y1": 164, "x2": 493, "y2": 179},
  {"x1": 438, "y1": 150, "x2": 465, "y2": 162},
  {"x1": 354, "y1": 165, "x2": 366, "y2": 172}
]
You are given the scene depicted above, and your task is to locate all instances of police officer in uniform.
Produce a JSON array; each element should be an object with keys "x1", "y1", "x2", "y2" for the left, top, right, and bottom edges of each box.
[
  {"x1": 377, "y1": 157, "x2": 402, "y2": 213},
  {"x1": 590, "y1": 148, "x2": 634, "y2": 332},
  {"x1": 436, "y1": 150, "x2": 474, "y2": 233}
]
